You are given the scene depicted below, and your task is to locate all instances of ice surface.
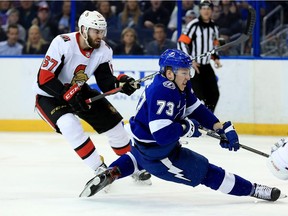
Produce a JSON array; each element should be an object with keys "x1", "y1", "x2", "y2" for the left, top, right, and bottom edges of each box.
[{"x1": 0, "y1": 132, "x2": 287, "y2": 216}]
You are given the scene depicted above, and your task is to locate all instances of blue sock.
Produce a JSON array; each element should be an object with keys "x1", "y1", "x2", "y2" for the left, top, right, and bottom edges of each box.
[
  {"x1": 201, "y1": 163, "x2": 253, "y2": 196},
  {"x1": 109, "y1": 154, "x2": 135, "y2": 179}
]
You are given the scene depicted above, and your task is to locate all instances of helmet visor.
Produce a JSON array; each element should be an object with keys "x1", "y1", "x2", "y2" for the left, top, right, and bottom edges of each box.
[{"x1": 174, "y1": 67, "x2": 195, "y2": 78}]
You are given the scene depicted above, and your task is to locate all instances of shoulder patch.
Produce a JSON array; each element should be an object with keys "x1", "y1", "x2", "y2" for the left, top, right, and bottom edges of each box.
[
  {"x1": 60, "y1": 34, "x2": 71, "y2": 42},
  {"x1": 163, "y1": 81, "x2": 176, "y2": 90}
]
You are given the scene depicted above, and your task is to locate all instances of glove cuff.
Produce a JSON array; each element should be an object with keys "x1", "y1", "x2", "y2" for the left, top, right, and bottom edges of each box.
[
  {"x1": 180, "y1": 119, "x2": 193, "y2": 137},
  {"x1": 63, "y1": 83, "x2": 81, "y2": 101},
  {"x1": 117, "y1": 74, "x2": 128, "y2": 82},
  {"x1": 216, "y1": 121, "x2": 234, "y2": 134}
]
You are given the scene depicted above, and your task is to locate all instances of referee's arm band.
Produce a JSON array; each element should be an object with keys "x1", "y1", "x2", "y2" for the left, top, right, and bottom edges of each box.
[{"x1": 178, "y1": 34, "x2": 191, "y2": 44}]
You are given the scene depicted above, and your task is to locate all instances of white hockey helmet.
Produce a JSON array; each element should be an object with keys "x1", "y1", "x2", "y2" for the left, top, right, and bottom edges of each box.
[
  {"x1": 266, "y1": 139, "x2": 288, "y2": 180},
  {"x1": 78, "y1": 10, "x2": 107, "y2": 46}
]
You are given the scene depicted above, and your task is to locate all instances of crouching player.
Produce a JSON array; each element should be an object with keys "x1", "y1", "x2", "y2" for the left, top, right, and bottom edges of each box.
[{"x1": 80, "y1": 49, "x2": 284, "y2": 202}]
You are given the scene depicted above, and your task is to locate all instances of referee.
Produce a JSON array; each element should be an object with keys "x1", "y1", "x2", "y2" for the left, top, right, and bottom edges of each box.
[{"x1": 178, "y1": 0, "x2": 222, "y2": 113}]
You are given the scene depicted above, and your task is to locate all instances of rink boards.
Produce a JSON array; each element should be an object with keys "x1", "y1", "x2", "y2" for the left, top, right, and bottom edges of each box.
[{"x1": 0, "y1": 57, "x2": 288, "y2": 135}]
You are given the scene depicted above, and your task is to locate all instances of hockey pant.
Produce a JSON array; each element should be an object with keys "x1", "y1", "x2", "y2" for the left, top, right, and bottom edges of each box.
[
  {"x1": 110, "y1": 142, "x2": 253, "y2": 196},
  {"x1": 35, "y1": 95, "x2": 131, "y2": 171}
]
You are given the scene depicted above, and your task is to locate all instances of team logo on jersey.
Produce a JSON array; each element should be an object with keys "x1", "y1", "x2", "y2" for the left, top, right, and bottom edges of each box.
[
  {"x1": 60, "y1": 34, "x2": 71, "y2": 42},
  {"x1": 71, "y1": 64, "x2": 88, "y2": 85},
  {"x1": 163, "y1": 81, "x2": 176, "y2": 90}
]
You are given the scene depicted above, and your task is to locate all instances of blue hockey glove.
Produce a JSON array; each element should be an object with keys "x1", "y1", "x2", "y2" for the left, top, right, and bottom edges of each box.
[
  {"x1": 216, "y1": 121, "x2": 240, "y2": 151},
  {"x1": 181, "y1": 118, "x2": 201, "y2": 138},
  {"x1": 117, "y1": 74, "x2": 140, "y2": 96}
]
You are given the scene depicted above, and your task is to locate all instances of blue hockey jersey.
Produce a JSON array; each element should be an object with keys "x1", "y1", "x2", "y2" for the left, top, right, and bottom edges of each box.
[{"x1": 129, "y1": 74, "x2": 219, "y2": 158}]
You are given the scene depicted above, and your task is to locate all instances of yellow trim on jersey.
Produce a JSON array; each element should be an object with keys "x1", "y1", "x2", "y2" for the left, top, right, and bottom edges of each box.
[{"x1": 0, "y1": 120, "x2": 288, "y2": 136}]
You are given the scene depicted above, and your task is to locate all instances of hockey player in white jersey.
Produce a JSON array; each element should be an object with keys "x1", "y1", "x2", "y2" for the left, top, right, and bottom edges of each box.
[
  {"x1": 267, "y1": 138, "x2": 288, "y2": 180},
  {"x1": 79, "y1": 49, "x2": 284, "y2": 202},
  {"x1": 33, "y1": 10, "x2": 151, "y2": 188}
]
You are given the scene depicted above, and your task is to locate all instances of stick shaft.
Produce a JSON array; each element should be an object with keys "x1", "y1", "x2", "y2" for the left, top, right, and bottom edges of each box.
[
  {"x1": 199, "y1": 127, "x2": 270, "y2": 158},
  {"x1": 86, "y1": 72, "x2": 159, "y2": 103},
  {"x1": 85, "y1": 87, "x2": 123, "y2": 103}
]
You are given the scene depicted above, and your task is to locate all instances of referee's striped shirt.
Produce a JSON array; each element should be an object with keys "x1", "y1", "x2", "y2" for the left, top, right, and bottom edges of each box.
[{"x1": 178, "y1": 17, "x2": 220, "y2": 65}]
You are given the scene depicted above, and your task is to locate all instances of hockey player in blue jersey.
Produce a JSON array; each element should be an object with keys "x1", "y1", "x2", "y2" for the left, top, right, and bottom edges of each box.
[{"x1": 79, "y1": 49, "x2": 283, "y2": 201}]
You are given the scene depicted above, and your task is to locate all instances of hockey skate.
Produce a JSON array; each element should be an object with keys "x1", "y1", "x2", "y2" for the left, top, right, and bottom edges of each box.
[
  {"x1": 131, "y1": 169, "x2": 152, "y2": 185},
  {"x1": 94, "y1": 163, "x2": 112, "y2": 193},
  {"x1": 94, "y1": 163, "x2": 107, "y2": 175},
  {"x1": 79, "y1": 166, "x2": 121, "y2": 197},
  {"x1": 250, "y1": 183, "x2": 281, "y2": 201}
]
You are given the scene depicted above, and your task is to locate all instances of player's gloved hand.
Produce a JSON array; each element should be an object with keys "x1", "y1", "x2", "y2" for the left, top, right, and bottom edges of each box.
[
  {"x1": 216, "y1": 121, "x2": 239, "y2": 151},
  {"x1": 181, "y1": 118, "x2": 201, "y2": 138},
  {"x1": 117, "y1": 74, "x2": 140, "y2": 96},
  {"x1": 80, "y1": 83, "x2": 99, "y2": 97},
  {"x1": 271, "y1": 138, "x2": 288, "y2": 153},
  {"x1": 63, "y1": 83, "x2": 90, "y2": 112}
]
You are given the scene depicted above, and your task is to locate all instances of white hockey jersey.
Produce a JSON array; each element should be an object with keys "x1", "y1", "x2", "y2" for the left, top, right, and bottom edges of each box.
[{"x1": 33, "y1": 32, "x2": 113, "y2": 97}]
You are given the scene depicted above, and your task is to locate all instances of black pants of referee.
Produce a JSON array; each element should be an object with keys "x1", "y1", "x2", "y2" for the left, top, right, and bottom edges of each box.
[{"x1": 191, "y1": 64, "x2": 219, "y2": 113}]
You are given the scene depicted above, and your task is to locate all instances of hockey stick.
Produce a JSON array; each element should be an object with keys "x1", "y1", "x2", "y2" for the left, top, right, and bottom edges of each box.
[
  {"x1": 191, "y1": 6, "x2": 256, "y2": 60},
  {"x1": 85, "y1": 71, "x2": 159, "y2": 103},
  {"x1": 85, "y1": 7, "x2": 256, "y2": 103},
  {"x1": 199, "y1": 126, "x2": 270, "y2": 158}
]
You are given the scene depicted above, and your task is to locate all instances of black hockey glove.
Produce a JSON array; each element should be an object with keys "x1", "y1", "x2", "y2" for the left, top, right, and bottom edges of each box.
[
  {"x1": 63, "y1": 83, "x2": 90, "y2": 112},
  {"x1": 216, "y1": 121, "x2": 240, "y2": 151},
  {"x1": 80, "y1": 83, "x2": 99, "y2": 98},
  {"x1": 117, "y1": 74, "x2": 140, "y2": 96}
]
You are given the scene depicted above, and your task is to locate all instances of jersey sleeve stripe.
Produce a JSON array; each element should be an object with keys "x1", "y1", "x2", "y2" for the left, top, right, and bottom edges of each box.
[
  {"x1": 185, "y1": 99, "x2": 202, "y2": 116},
  {"x1": 38, "y1": 69, "x2": 56, "y2": 85},
  {"x1": 149, "y1": 119, "x2": 173, "y2": 134}
]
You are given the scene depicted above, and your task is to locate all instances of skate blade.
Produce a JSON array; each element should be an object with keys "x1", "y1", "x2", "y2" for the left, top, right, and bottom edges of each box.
[
  {"x1": 79, "y1": 177, "x2": 101, "y2": 198},
  {"x1": 279, "y1": 193, "x2": 287, "y2": 199},
  {"x1": 103, "y1": 184, "x2": 111, "y2": 193},
  {"x1": 132, "y1": 178, "x2": 152, "y2": 186}
]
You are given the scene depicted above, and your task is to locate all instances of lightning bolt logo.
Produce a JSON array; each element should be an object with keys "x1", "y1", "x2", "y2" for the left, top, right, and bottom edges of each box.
[{"x1": 161, "y1": 158, "x2": 191, "y2": 181}]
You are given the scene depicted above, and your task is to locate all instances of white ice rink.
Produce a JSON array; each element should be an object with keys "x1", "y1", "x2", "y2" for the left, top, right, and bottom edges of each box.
[{"x1": 0, "y1": 132, "x2": 287, "y2": 216}]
